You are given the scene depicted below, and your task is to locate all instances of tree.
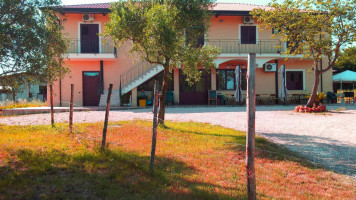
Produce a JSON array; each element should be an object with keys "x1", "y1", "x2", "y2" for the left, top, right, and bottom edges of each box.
[
  {"x1": 0, "y1": 0, "x2": 70, "y2": 126},
  {"x1": 105, "y1": 0, "x2": 219, "y2": 125},
  {"x1": 251, "y1": 0, "x2": 356, "y2": 107},
  {"x1": 335, "y1": 46, "x2": 356, "y2": 71}
]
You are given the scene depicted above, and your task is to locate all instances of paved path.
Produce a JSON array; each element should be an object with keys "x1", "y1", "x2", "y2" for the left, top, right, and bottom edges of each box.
[{"x1": 1, "y1": 104, "x2": 355, "y2": 177}]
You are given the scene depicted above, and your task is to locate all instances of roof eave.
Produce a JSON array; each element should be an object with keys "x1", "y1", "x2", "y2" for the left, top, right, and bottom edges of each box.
[
  {"x1": 62, "y1": 8, "x2": 111, "y2": 14},
  {"x1": 61, "y1": 8, "x2": 251, "y2": 15}
]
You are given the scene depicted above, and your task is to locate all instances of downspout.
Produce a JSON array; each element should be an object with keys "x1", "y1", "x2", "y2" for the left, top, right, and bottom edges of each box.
[{"x1": 59, "y1": 78, "x2": 62, "y2": 107}]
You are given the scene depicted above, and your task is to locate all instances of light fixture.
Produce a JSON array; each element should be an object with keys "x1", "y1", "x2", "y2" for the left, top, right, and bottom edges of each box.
[
  {"x1": 227, "y1": 65, "x2": 230, "y2": 69},
  {"x1": 219, "y1": 19, "x2": 223, "y2": 23},
  {"x1": 63, "y1": 19, "x2": 67, "y2": 22}
]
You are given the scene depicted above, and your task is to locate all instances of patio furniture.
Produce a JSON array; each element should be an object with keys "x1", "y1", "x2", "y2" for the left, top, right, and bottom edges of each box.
[
  {"x1": 326, "y1": 92, "x2": 337, "y2": 104},
  {"x1": 256, "y1": 94, "x2": 263, "y2": 104},
  {"x1": 166, "y1": 91, "x2": 174, "y2": 105},
  {"x1": 208, "y1": 90, "x2": 217, "y2": 105},
  {"x1": 218, "y1": 93, "x2": 228, "y2": 105},
  {"x1": 299, "y1": 94, "x2": 307, "y2": 104},
  {"x1": 291, "y1": 94, "x2": 300, "y2": 104},
  {"x1": 268, "y1": 94, "x2": 279, "y2": 104}
]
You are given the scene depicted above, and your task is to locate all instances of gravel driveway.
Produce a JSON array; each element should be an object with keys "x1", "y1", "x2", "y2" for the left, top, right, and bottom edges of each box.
[{"x1": 1, "y1": 104, "x2": 355, "y2": 177}]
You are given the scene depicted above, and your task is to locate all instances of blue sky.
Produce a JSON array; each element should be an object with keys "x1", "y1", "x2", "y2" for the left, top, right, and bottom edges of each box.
[{"x1": 61, "y1": 0, "x2": 271, "y2": 6}]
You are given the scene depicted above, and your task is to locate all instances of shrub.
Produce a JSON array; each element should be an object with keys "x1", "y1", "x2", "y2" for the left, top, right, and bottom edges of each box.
[
  {"x1": 0, "y1": 99, "x2": 46, "y2": 111},
  {"x1": 306, "y1": 92, "x2": 327, "y2": 105},
  {"x1": 295, "y1": 104, "x2": 326, "y2": 113}
]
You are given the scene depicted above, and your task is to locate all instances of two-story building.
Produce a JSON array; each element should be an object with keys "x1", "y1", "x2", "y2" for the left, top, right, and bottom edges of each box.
[{"x1": 50, "y1": 2, "x2": 332, "y2": 107}]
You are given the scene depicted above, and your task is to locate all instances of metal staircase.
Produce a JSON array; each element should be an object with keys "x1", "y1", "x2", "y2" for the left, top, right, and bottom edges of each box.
[{"x1": 99, "y1": 60, "x2": 163, "y2": 106}]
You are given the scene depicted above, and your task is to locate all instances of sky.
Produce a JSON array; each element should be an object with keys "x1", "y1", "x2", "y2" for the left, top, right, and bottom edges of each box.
[{"x1": 61, "y1": 0, "x2": 271, "y2": 6}]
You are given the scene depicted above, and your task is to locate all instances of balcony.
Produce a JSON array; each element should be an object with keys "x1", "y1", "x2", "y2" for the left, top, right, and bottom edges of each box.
[
  {"x1": 66, "y1": 38, "x2": 116, "y2": 60},
  {"x1": 205, "y1": 39, "x2": 286, "y2": 55}
]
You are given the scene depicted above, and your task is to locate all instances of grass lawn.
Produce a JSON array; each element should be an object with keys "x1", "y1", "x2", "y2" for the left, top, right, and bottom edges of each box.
[{"x1": 0, "y1": 121, "x2": 354, "y2": 199}]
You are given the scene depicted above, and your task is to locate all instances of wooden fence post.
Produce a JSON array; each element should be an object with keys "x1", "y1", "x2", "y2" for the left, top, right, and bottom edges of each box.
[
  {"x1": 50, "y1": 84, "x2": 54, "y2": 127},
  {"x1": 69, "y1": 84, "x2": 74, "y2": 133},
  {"x1": 246, "y1": 53, "x2": 257, "y2": 200},
  {"x1": 101, "y1": 84, "x2": 113, "y2": 151},
  {"x1": 150, "y1": 80, "x2": 159, "y2": 174}
]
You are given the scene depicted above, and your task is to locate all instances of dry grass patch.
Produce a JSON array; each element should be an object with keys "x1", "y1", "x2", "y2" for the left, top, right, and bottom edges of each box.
[{"x1": 0, "y1": 121, "x2": 354, "y2": 199}]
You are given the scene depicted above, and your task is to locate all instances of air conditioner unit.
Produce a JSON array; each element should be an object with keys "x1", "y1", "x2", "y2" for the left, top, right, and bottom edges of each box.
[
  {"x1": 243, "y1": 16, "x2": 254, "y2": 24},
  {"x1": 82, "y1": 14, "x2": 95, "y2": 22},
  {"x1": 264, "y1": 63, "x2": 277, "y2": 72}
]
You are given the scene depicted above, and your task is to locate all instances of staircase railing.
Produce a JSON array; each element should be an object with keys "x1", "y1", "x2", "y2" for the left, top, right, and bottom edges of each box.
[{"x1": 120, "y1": 60, "x2": 157, "y2": 89}]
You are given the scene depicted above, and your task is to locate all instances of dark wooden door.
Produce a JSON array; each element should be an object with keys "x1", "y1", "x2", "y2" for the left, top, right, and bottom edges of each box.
[
  {"x1": 83, "y1": 72, "x2": 100, "y2": 106},
  {"x1": 80, "y1": 24, "x2": 99, "y2": 53},
  {"x1": 241, "y1": 26, "x2": 256, "y2": 44},
  {"x1": 179, "y1": 70, "x2": 211, "y2": 105}
]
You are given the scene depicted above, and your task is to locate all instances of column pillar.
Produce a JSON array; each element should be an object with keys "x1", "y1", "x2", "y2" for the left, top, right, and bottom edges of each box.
[
  {"x1": 131, "y1": 87, "x2": 137, "y2": 107},
  {"x1": 173, "y1": 69, "x2": 180, "y2": 104},
  {"x1": 100, "y1": 60, "x2": 104, "y2": 94},
  {"x1": 211, "y1": 69, "x2": 216, "y2": 90}
]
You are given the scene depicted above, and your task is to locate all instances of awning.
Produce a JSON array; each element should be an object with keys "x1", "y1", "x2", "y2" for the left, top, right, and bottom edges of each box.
[{"x1": 332, "y1": 70, "x2": 356, "y2": 83}]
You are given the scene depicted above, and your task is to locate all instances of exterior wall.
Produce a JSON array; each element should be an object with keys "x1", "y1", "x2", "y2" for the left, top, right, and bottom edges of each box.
[
  {"x1": 208, "y1": 16, "x2": 272, "y2": 40},
  {"x1": 51, "y1": 13, "x2": 139, "y2": 106},
  {"x1": 50, "y1": 12, "x2": 334, "y2": 106}
]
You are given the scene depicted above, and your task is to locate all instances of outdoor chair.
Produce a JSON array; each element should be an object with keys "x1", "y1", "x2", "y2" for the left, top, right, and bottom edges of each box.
[
  {"x1": 165, "y1": 91, "x2": 174, "y2": 105},
  {"x1": 208, "y1": 90, "x2": 217, "y2": 105},
  {"x1": 299, "y1": 94, "x2": 307, "y2": 104},
  {"x1": 217, "y1": 93, "x2": 228, "y2": 105},
  {"x1": 256, "y1": 94, "x2": 263, "y2": 105},
  {"x1": 326, "y1": 92, "x2": 337, "y2": 104},
  {"x1": 268, "y1": 94, "x2": 279, "y2": 104}
]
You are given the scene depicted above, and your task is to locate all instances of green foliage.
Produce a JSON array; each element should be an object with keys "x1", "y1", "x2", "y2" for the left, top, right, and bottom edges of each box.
[
  {"x1": 105, "y1": 0, "x2": 219, "y2": 123},
  {"x1": 0, "y1": 0, "x2": 70, "y2": 85},
  {"x1": 306, "y1": 92, "x2": 326, "y2": 105},
  {"x1": 105, "y1": 0, "x2": 219, "y2": 79},
  {"x1": 251, "y1": 0, "x2": 355, "y2": 107},
  {"x1": 335, "y1": 46, "x2": 356, "y2": 70},
  {"x1": 251, "y1": 0, "x2": 355, "y2": 60}
]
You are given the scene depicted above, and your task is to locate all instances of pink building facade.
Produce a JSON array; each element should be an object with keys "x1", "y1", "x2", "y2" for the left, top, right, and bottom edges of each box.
[{"x1": 50, "y1": 3, "x2": 332, "y2": 107}]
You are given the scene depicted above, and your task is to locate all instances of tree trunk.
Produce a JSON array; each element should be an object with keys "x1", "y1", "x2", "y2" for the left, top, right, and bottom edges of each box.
[
  {"x1": 50, "y1": 84, "x2": 54, "y2": 127},
  {"x1": 306, "y1": 62, "x2": 321, "y2": 107},
  {"x1": 157, "y1": 65, "x2": 170, "y2": 125},
  {"x1": 12, "y1": 89, "x2": 16, "y2": 102}
]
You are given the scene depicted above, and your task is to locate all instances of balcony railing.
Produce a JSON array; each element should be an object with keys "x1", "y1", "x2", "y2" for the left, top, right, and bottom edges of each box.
[
  {"x1": 205, "y1": 39, "x2": 284, "y2": 54},
  {"x1": 68, "y1": 38, "x2": 116, "y2": 54}
]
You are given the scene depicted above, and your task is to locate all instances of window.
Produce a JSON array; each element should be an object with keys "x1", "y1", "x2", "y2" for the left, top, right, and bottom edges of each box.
[
  {"x1": 240, "y1": 26, "x2": 256, "y2": 44},
  {"x1": 216, "y1": 69, "x2": 247, "y2": 90},
  {"x1": 286, "y1": 71, "x2": 304, "y2": 90}
]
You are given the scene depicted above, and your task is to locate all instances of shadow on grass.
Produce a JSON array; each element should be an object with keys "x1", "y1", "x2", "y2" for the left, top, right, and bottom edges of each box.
[
  {"x1": 0, "y1": 148, "x2": 246, "y2": 200},
  {"x1": 162, "y1": 125, "x2": 320, "y2": 170}
]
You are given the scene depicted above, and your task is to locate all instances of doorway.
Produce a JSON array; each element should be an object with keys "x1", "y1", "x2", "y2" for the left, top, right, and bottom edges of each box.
[
  {"x1": 83, "y1": 71, "x2": 100, "y2": 106},
  {"x1": 179, "y1": 70, "x2": 211, "y2": 105},
  {"x1": 80, "y1": 24, "x2": 99, "y2": 53}
]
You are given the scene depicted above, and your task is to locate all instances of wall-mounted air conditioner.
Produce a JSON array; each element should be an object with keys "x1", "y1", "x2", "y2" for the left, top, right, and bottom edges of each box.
[
  {"x1": 82, "y1": 14, "x2": 95, "y2": 22},
  {"x1": 243, "y1": 16, "x2": 254, "y2": 24},
  {"x1": 264, "y1": 63, "x2": 277, "y2": 72}
]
